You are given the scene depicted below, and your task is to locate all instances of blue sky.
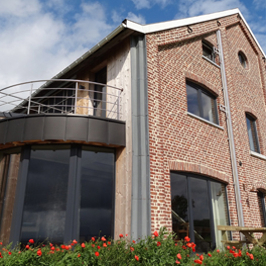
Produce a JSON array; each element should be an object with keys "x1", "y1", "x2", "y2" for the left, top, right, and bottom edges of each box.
[{"x1": 0, "y1": 0, "x2": 265, "y2": 89}]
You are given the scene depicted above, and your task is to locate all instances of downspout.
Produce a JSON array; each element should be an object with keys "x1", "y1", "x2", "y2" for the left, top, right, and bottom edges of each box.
[{"x1": 216, "y1": 30, "x2": 245, "y2": 227}]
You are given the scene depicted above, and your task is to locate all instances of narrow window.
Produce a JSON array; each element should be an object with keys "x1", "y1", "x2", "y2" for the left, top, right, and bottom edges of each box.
[
  {"x1": 246, "y1": 114, "x2": 260, "y2": 153},
  {"x1": 202, "y1": 41, "x2": 215, "y2": 62},
  {"x1": 258, "y1": 192, "x2": 266, "y2": 226},
  {"x1": 186, "y1": 81, "x2": 218, "y2": 124}
]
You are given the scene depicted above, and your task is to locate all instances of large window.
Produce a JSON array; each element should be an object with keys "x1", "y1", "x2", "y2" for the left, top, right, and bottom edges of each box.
[
  {"x1": 246, "y1": 114, "x2": 260, "y2": 153},
  {"x1": 171, "y1": 172, "x2": 230, "y2": 252},
  {"x1": 186, "y1": 81, "x2": 218, "y2": 124},
  {"x1": 0, "y1": 145, "x2": 115, "y2": 245}
]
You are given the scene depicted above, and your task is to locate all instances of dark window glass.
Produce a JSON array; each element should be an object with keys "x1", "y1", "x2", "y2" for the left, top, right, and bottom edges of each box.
[
  {"x1": 203, "y1": 41, "x2": 215, "y2": 62},
  {"x1": 20, "y1": 148, "x2": 70, "y2": 244},
  {"x1": 186, "y1": 81, "x2": 218, "y2": 124},
  {"x1": 171, "y1": 173, "x2": 229, "y2": 251},
  {"x1": 238, "y1": 52, "x2": 247, "y2": 68},
  {"x1": 258, "y1": 192, "x2": 266, "y2": 227},
  {"x1": 246, "y1": 114, "x2": 260, "y2": 153},
  {"x1": 80, "y1": 148, "x2": 114, "y2": 241}
]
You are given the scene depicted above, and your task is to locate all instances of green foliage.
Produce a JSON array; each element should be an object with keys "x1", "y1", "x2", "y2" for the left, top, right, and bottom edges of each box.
[{"x1": 0, "y1": 228, "x2": 264, "y2": 265}]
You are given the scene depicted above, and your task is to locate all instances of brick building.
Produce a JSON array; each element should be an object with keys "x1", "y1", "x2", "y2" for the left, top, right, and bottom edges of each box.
[{"x1": 0, "y1": 8, "x2": 265, "y2": 251}]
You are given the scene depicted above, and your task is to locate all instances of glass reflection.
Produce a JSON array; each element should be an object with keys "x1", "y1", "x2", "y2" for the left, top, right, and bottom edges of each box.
[
  {"x1": 186, "y1": 84, "x2": 200, "y2": 117},
  {"x1": 201, "y1": 93, "x2": 215, "y2": 123},
  {"x1": 171, "y1": 173, "x2": 188, "y2": 240},
  {"x1": 80, "y1": 149, "x2": 114, "y2": 241},
  {"x1": 20, "y1": 148, "x2": 70, "y2": 244}
]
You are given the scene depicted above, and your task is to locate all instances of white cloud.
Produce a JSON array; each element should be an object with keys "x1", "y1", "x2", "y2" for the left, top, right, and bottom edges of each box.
[
  {"x1": 126, "y1": 12, "x2": 146, "y2": 24},
  {"x1": 0, "y1": 1, "x2": 116, "y2": 92},
  {"x1": 253, "y1": 0, "x2": 266, "y2": 9},
  {"x1": 131, "y1": 0, "x2": 172, "y2": 10}
]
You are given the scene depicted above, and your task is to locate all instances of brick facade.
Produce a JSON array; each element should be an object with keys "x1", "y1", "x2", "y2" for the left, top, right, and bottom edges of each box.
[{"x1": 146, "y1": 14, "x2": 266, "y2": 233}]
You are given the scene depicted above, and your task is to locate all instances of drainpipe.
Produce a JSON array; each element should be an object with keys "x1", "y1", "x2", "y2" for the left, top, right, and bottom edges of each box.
[{"x1": 216, "y1": 30, "x2": 245, "y2": 228}]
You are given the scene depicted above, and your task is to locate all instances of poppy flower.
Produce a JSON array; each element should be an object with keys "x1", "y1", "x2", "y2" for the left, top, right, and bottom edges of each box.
[
  {"x1": 249, "y1": 254, "x2": 254, "y2": 260},
  {"x1": 135, "y1": 255, "x2": 139, "y2": 261},
  {"x1": 184, "y1": 236, "x2": 190, "y2": 242},
  {"x1": 103, "y1": 243, "x2": 107, "y2": 247},
  {"x1": 0, "y1": 243, "x2": 2, "y2": 245},
  {"x1": 91, "y1": 244, "x2": 95, "y2": 248},
  {"x1": 37, "y1": 249, "x2": 42, "y2": 256},
  {"x1": 182, "y1": 245, "x2": 186, "y2": 250},
  {"x1": 91, "y1": 237, "x2": 95, "y2": 242},
  {"x1": 108, "y1": 241, "x2": 111, "y2": 245},
  {"x1": 199, "y1": 255, "x2": 204, "y2": 261},
  {"x1": 227, "y1": 246, "x2": 230, "y2": 250},
  {"x1": 176, "y1": 253, "x2": 182, "y2": 260},
  {"x1": 29, "y1": 239, "x2": 34, "y2": 244},
  {"x1": 8, "y1": 251, "x2": 12, "y2": 255},
  {"x1": 61, "y1": 245, "x2": 66, "y2": 249},
  {"x1": 186, "y1": 243, "x2": 192, "y2": 248},
  {"x1": 81, "y1": 243, "x2": 85, "y2": 248},
  {"x1": 217, "y1": 249, "x2": 220, "y2": 253},
  {"x1": 194, "y1": 259, "x2": 202, "y2": 264},
  {"x1": 208, "y1": 253, "x2": 212, "y2": 257},
  {"x1": 101, "y1": 237, "x2": 106, "y2": 242},
  {"x1": 77, "y1": 253, "x2": 81, "y2": 258},
  {"x1": 50, "y1": 243, "x2": 53, "y2": 247},
  {"x1": 175, "y1": 261, "x2": 180, "y2": 264},
  {"x1": 130, "y1": 246, "x2": 134, "y2": 252},
  {"x1": 72, "y1": 239, "x2": 77, "y2": 245},
  {"x1": 26, "y1": 245, "x2": 30, "y2": 249},
  {"x1": 97, "y1": 246, "x2": 101, "y2": 250},
  {"x1": 95, "y1": 251, "x2": 99, "y2": 257},
  {"x1": 119, "y1": 234, "x2": 123, "y2": 238},
  {"x1": 157, "y1": 241, "x2": 161, "y2": 247},
  {"x1": 51, "y1": 246, "x2": 55, "y2": 251},
  {"x1": 153, "y1": 231, "x2": 159, "y2": 237}
]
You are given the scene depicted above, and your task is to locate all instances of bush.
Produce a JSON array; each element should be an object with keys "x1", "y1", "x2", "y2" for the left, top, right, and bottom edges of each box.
[{"x1": 0, "y1": 228, "x2": 264, "y2": 265}]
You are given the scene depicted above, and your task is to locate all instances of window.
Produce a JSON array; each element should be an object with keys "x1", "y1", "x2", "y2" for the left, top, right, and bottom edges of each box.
[
  {"x1": 238, "y1": 52, "x2": 247, "y2": 68},
  {"x1": 246, "y1": 114, "x2": 260, "y2": 153},
  {"x1": 1, "y1": 145, "x2": 115, "y2": 245},
  {"x1": 258, "y1": 192, "x2": 266, "y2": 226},
  {"x1": 186, "y1": 81, "x2": 218, "y2": 124},
  {"x1": 171, "y1": 173, "x2": 230, "y2": 252},
  {"x1": 202, "y1": 41, "x2": 215, "y2": 62}
]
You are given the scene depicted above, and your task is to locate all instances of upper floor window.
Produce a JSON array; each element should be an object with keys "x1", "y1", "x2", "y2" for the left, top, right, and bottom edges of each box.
[
  {"x1": 246, "y1": 114, "x2": 260, "y2": 153},
  {"x1": 186, "y1": 81, "x2": 218, "y2": 124},
  {"x1": 202, "y1": 41, "x2": 215, "y2": 62},
  {"x1": 238, "y1": 51, "x2": 247, "y2": 68}
]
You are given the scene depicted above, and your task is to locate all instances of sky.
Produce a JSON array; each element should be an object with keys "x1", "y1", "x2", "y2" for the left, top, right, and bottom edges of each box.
[{"x1": 0, "y1": 0, "x2": 265, "y2": 90}]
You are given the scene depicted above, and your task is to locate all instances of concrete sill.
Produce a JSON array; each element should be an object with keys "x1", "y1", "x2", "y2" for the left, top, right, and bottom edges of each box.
[
  {"x1": 250, "y1": 151, "x2": 266, "y2": 161},
  {"x1": 187, "y1": 112, "x2": 224, "y2": 130}
]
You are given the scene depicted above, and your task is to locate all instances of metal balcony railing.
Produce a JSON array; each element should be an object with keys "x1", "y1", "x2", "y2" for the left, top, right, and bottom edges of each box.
[{"x1": 0, "y1": 79, "x2": 123, "y2": 120}]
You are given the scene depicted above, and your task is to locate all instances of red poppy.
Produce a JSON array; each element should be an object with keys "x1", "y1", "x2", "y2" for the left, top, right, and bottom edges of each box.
[
  {"x1": 199, "y1": 255, "x2": 204, "y2": 261},
  {"x1": 77, "y1": 253, "x2": 81, "y2": 258},
  {"x1": 56, "y1": 248, "x2": 60, "y2": 252},
  {"x1": 103, "y1": 243, "x2": 107, "y2": 247},
  {"x1": 130, "y1": 246, "x2": 134, "y2": 252},
  {"x1": 37, "y1": 249, "x2": 42, "y2": 256},
  {"x1": 186, "y1": 243, "x2": 192, "y2": 248},
  {"x1": 26, "y1": 245, "x2": 30, "y2": 249},
  {"x1": 217, "y1": 249, "x2": 220, "y2": 253},
  {"x1": 108, "y1": 241, "x2": 111, "y2": 245},
  {"x1": 157, "y1": 241, "x2": 161, "y2": 247},
  {"x1": 8, "y1": 251, "x2": 11, "y2": 255},
  {"x1": 49, "y1": 243, "x2": 53, "y2": 247},
  {"x1": 0, "y1": 243, "x2": 2, "y2": 245},
  {"x1": 95, "y1": 251, "x2": 99, "y2": 257},
  {"x1": 182, "y1": 245, "x2": 186, "y2": 250},
  {"x1": 249, "y1": 254, "x2": 254, "y2": 260},
  {"x1": 119, "y1": 234, "x2": 123, "y2": 238},
  {"x1": 208, "y1": 253, "x2": 212, "y2": 257},
  {"x1": 226, "y1": 246, "x2": 230, "y2": 250},
  {"x1": 91, "y1": 244, "x2": 95, "y2": 248},
  {"x1": 61, "y1": 245, "x2": 66, "y2": 249},
  {"x1": 233, "y1": 253, "x2": 238, "y2": 258},
  {"x1": 91, "y1": 237, "x2": 95, "y2": 242},
  {"x1": 51, "y1": 246, "x2": 55, "y2": 251},
  {"x1": 175, "y1": 261, "x2": 180, "y2": 264},
  {"x1": 153, "y1": 231, "x2": 159, "y2": 237},
  {"x1": 81, "y1": 243, "x2": 85, "y2": 248},
  {"x1": 101, "y1": 237, "x2": 106, "y2": 242},
  {"x1": 72, "y1": 239, "x2": 77, "y2": 245},
  {"x1": 176, "y1": 253, "x2": 182, "y2": 260},
  {"x1": 194, "y1": 259, "x2": 202, "y2": 264},
  {"x1": 132, "y1": 240, "x2": 136, "y2": 244},
  {"x1": 97, "y1": 246, "x2": 101, "y2": 250},
  {"x1": 29, "y1": 239, "x2": 34, "y2": 244},
  {"x1": 184, "y1": 236, "x2": 190, "y2": 242},
  {"x1": 135, "y1": 255, "x2": 139, "y2": 261}
]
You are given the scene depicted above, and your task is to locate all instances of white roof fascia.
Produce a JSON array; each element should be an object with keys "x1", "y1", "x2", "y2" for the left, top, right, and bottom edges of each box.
[{"x1": 125, "y1": 8, "x2": 265, "y2": 57}]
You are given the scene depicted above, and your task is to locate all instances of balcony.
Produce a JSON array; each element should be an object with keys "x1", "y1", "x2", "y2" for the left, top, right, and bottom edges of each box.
[{"x1": 0, "y1": 79, "x2": 125, "y2": 147}]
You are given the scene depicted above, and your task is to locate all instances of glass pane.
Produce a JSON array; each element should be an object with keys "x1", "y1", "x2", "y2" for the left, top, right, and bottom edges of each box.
[
  {"x1": 80, "y1": 148, "x2": 114, "y2": 242},
  {"x1": 246, "y1": 117, "x2": 256, "y2": 152},
  {"x1": 190, "y1": 177, "x2": 212, "y2": 252},
  {"x1": 171, "y1": 173, "x2": 189, "y2": 240},
  {"x1": 202, "y1": 92, "x2": 216, "y2": 123},
  {"x1": 20, "y1": 149, "x2": 70, "y2": 244},
  {"x1": 186, "y1": 84, "x2": 200, "y2": 116},
  {"x1": 210, "y1": 182, "x2": 229, "y2": 249}
]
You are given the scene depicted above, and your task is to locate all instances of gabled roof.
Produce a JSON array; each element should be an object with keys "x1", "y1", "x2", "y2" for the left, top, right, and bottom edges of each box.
[{"x1": 49, "y1": 8, "x2": 265, "y2": 82}]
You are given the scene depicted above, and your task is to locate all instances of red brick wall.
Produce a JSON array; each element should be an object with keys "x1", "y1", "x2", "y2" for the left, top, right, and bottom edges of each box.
[{"x1": 146, "y1": 14, "x2": 266, "y2": 233}]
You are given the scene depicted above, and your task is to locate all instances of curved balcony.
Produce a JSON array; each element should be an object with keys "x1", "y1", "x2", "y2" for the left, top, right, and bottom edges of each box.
[{"x1": 0, "y1": 79, "x2": 125, "y2": 148}]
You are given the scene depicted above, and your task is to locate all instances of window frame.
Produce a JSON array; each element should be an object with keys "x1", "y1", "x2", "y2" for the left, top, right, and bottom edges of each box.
[
  {"x1": 238, "y1": 51, "x2": 247, "y2": 69},
  {"x1": 186, "y1": 81, "x2": 219, "y2": 125},
  {"x1": 202, "y1": 41, "x2": 216, "y2": 62},
  {"x1": 246, "y1": 113, "x2": 260, "y2": 153},
  {"x1": 170, "y1": 172, "x2": 231, "y2": 251},
  {"x1": 8, "y1": 144, "x2": 116, "y2": 246}
]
